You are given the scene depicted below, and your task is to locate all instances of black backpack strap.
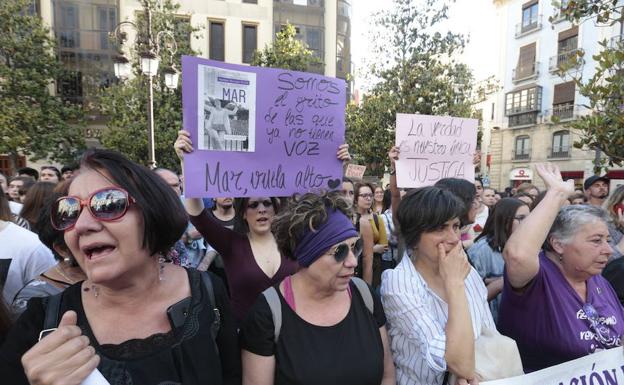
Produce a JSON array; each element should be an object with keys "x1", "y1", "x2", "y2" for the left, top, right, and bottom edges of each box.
[
  {"x1": 200, "y1": 272, "x2": 221, "y2": 341},
  {"x1": 39, "y1": 292, "x2": 63, "y2": 341}
]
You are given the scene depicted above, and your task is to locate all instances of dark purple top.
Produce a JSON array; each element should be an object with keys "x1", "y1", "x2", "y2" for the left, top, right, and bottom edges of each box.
[
  {"x1": 190, "y1": 208, "x2": 299, "y2": 322},
  {"x1": 499, "y1": 251, "x2": 624, "y2": 372}
]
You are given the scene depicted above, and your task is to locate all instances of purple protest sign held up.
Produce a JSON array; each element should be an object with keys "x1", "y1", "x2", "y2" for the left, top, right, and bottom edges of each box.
[{"x1": 181, "y1": 56, "x2": 346, "y2": 198}]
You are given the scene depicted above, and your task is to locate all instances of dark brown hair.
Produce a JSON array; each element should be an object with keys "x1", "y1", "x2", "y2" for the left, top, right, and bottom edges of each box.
[
  {"x1": 20, "y1": 182, "x2": 56, "y2": 228},
  {"x1": 475, "y1": 198, "x2": 528, "y2": 251},
  {"x1": 271, "y1": 191, "x2": 352, "y2": 261}
]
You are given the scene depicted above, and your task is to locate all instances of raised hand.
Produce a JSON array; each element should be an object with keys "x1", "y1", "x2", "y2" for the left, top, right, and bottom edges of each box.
[
  {"x1": 174, "y1": 130, "x2": 194, "y2": 161},
  {"x1": 22, "y1": 311, "x2": 100, "y2": 385},
  {"x1": 388, "y1": 146, "x2": 400, "y2": 167},
  {"x1": 535, "y1": 163, "x2": 574, "y2": 195},
  {"x1": 336, "y1": 143, "x2": 351, "y2": 162}
]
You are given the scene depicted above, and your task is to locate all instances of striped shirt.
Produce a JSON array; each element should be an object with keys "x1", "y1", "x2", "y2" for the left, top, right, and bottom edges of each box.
[{"x1": 380, "y1": 255, "x2": 495, "y2": 385}]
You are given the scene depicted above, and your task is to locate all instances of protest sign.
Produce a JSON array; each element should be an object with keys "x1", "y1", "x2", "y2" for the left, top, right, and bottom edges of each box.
[
  {"x1": 395, "y1": 113, "x2": 478, "y2": 188},
  {"x1": 482, "y1": 348, "x2": 624, "y2": 385},
  {"x1": 181, "y1": 56, "x2": 346, "y2": 197},
  {"x1": 345, "y1": 164, "x2": 366, "y2": 180}
]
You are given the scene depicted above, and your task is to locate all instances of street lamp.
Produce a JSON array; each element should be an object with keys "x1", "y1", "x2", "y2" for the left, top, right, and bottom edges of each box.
[{"x1": 110, "y1": 0, "x2": 179, "y2": 169}]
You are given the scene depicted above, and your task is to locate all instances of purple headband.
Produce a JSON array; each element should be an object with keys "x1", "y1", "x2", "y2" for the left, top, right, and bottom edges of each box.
[{"x1": 294, "y1": 208, "x2": 358, "y2": 267}]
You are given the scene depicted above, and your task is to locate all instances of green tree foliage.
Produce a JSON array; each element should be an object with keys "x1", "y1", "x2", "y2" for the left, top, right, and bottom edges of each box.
[
  {"x1": 99, "y1": 0, "x2": 198, "y2": 171},
  {"x1": 346, "y1": 0, "x2": 479, "y2": 177},
  {"x1": 252, "y1": 24, "x2": 321, "y2": 71},
  {"x1": 553, "y1": 0, "x2": 624, "y2": 169},
  {"x1": 0, "y1": 0, "x2": 85, "y2": 174}
]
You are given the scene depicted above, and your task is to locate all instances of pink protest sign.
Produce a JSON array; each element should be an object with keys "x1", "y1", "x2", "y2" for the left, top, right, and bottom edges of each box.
[
  {"x1": 345, "y1": 164, "x2": 366, "y2": 180},
  {"x1": 181, "y1": 56, "x2": 346, "y2": 197},
  {"x1": 395, "y1": 113, "x2": 478, "y2": 188}
]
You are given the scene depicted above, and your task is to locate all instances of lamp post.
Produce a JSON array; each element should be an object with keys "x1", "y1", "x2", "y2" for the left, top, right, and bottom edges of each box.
[{"x1": 111, "y1": 0, "x2": 179, "y2": 169}]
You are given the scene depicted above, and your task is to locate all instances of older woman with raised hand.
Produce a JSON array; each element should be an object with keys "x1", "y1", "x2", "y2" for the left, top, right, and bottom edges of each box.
[
  {"x1": 240, "y1": 192, "x2": 395, "y2": 385},
  {"x1": 381, "y1": 186, "x2": 494, "y2": 385},
  {"x1": 175, "y1": 130, "x2": 351, "y2": 324},
  {"x1": 0, "y1": 150, "x2": 240, "y2": 385},
  {"x1": 499, "y1": 163, "x2": 624, "y2": 372}
]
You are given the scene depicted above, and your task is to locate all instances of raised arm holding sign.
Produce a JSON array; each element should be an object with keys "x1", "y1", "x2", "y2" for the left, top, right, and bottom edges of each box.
[{"x1": 395, "y1": 114, "x2": 478, "y2": 188}]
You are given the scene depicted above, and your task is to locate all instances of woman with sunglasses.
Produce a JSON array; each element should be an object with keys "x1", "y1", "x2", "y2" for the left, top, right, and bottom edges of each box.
[
  {"x1": 175, "y1": 130, "x2": 350, "y2": 324},
  {"x1": 499, "y1": 163, "x2": 624, "y2": 372},
  {"x1": 467, "y1": 198, "x2": 529, "y2": 324},
  {"x1": 240, "y1": 191, "x2": 395, "y2": 385},
  {"x1": 0, "y1": 149, "x2": 241, "y2": 385}
]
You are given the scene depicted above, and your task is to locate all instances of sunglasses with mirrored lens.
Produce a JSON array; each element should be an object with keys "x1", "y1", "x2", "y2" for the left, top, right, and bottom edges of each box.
[
  {"x1": 51, "y1": 187, "x2": 135, "y2": 231},
  {"x1": 332, "y1": 238, "x2": 362, "y2": 263},
  {"x1": 247, "y1": 199, "x2": 273, "y2": 209}
]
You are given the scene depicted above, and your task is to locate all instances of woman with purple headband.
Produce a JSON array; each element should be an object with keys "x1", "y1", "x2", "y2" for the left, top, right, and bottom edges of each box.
[{"x1": 240, "y1": 191, "x2": 395, "y2": 385}]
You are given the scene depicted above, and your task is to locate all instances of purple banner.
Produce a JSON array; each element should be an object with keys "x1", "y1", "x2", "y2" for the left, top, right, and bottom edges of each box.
[{"x1": 181, "y1": 56, "x2": 346, "y2": 198}]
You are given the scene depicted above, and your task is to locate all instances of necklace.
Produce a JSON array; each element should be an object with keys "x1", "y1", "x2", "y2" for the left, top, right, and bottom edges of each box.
[{"x1": 55, "y1": 264, "x2": 77, "y2": 284}]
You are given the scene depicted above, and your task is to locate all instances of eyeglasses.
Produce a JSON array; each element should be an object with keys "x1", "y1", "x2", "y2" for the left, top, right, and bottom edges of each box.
[
  {"x1": 330, "y1": 238, "x2": 363, "y2": 263},
  {"x1": 247, "y1": 199, "x2": 273, "y2": 210},
  {"x1": 51, "y1": 187, "x2": 135, "y2": 231},
  {"x1": 359, "y1": 193, "x2": 373, "y2": 199},
  {"x1": 582, "y1": 303, "x2": 618, "y2": 346}
]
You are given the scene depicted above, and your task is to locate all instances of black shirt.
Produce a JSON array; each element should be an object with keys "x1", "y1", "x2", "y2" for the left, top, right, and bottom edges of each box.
[
  {"x1": 0, "y1": 269, "x2": 241, "y2": 385},
  {"x1": 240, "y1": 280, "x2": 386, "y2": 385}
]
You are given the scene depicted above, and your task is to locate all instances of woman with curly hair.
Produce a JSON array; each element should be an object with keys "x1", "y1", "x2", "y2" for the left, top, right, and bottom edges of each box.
[{"x1": 240, "y1": 191, "x2": 395, "y2": 385}]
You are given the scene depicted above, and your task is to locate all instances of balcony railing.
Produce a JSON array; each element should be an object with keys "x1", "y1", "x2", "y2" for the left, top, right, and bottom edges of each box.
[
  {"x1": 513, "y1": 150, "x2": 531, "y2": 160},
  {"x1": 509, "y1": 112, "x2": 539, "y2": 128},
  {"x1": 548, "y1": 146, "x2": 571, "y2": 158},
  {"x1": 543, "y1": 104, "x2": 579, "y2": 123},
  {"x1": 516, "y1": 15, "x2": 542, "y2": 37},
  {"x1": 549, "y1": 49, "x2": 581, "y2": 72},
  {"x1": 512, "y1": 61, "x2": 540, "y2": 83}
]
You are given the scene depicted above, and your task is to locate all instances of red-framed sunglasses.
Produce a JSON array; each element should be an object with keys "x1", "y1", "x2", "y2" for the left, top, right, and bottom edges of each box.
[{"x1": 50, "y1": 187, "x2": 136, "y2": 231}]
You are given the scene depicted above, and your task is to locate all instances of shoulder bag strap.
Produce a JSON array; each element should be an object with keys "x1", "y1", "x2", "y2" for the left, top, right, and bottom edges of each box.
[
  {"x1": 200, "y1": 272, "x2": 220, "y2": 341},
  {"x1": 350, "y1": 277, "x2": 374, "y2": 315},
  {"x1": 262, "y1": 286, "x2": 282, "y2": 344}
]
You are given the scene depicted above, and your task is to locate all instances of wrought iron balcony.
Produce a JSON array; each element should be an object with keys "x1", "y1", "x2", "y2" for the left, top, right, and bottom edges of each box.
[
  {"x1": 509, "y1": 112, "x2": 539, "y2": 128},
  {"x1": 549, "y1": 49, "x2": 582, "y2": 73},
  {"x1": 512, "y1": 61, "x2": 539, "y2": 83},
  {"x1": 543, "y1": 104, "x2": 579, "y2": 123},
  {"x1": 548, "y1": 146, "x2": 571, "y2": 159}
]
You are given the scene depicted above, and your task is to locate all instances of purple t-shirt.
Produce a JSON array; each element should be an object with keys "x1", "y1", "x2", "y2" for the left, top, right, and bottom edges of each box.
[{"x1": 498, "y1": 251, "x2": 624, "y2": 372}]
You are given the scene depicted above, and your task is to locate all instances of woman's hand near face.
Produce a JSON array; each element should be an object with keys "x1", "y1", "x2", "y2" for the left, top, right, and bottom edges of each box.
[
  {"x1": 439, "y1": 243, "x2": 470, "y2": 289},
  {"x1": 22, "y1": 311, "x2": 100, "y2": 385}
]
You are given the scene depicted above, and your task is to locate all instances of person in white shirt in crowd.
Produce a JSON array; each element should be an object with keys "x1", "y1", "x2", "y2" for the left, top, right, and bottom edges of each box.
[
  {"x1": 381, "y1": 186, "x2": 494, "y2": 385},
  {"x1": 0, "y1": 192, "x2": 55, "y2": 306}
]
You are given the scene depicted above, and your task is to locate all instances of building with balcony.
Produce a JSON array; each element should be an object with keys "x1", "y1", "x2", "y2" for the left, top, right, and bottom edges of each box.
[
  {"x1": 485, "y1": 0, "x2": 623, "y2": 191},
  {"x1": 1, "y1": 0, "x2": 351, "y2": 175}
]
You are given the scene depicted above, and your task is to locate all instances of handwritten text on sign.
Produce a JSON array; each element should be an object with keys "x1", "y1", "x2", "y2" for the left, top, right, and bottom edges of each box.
[
  {"x1": 345, "y1": 164, "x2": 367, "y2": 180},
  {"x1": 482, "y1": 347, "x2": 624, "y2": 385},
  {"x1": 182, "y1": 56, "x2": 345, "y2": 197},
  {"x1": 395, "y1": 114, "x2": 477, "y2": 188}
]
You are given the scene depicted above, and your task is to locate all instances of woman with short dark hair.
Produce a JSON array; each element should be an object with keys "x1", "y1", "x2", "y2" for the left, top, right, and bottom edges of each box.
[
  {"x1": 500, "y1": 163, "x2": 624, "y2": 372},
  {"x1": 241, "y1": 192, "x2": 395, "y2": 385},
  {"x1": 468, "y1": 198, "x2": 529, "y2": 323},
  {"x1": 0, "y1": 149, "x2": 240, "y2": 384},
  {"x1": 381, "y1": 186, "x2": 494, "y2": 385}
]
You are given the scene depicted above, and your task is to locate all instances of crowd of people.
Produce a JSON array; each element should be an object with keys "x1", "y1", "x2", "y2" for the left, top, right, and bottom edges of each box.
[{"x1": 0, "y1": 137, "x2": 623, "y2": 384}]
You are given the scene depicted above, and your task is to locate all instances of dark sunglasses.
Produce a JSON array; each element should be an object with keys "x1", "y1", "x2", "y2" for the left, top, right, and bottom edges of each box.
[
  {"x1": 247, "y1": 199, "x2": 273, "y2": 209},
  {"x1": 331, "y1": 238, "x2": 362, "y2": 263},
  {"x1": 51, "y1": 187, "x2": 135, "y2": 231}
]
